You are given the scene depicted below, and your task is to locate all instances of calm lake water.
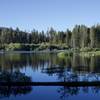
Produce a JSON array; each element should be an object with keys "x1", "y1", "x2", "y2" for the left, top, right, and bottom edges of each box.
[{"x1": 0, "y1": 52, "x2": 100, "y2": 100}]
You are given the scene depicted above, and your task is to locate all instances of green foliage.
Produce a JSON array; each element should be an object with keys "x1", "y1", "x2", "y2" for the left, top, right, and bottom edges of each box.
[
  {"x1": 5, "y1": 43, "x2": 21, "y2": 51},
  {"x1": 57, "y1": 51, "x2": 73, "y2": 59},
  {"x1": 80, "y1": 51, "x2": 100, "y2": 57},
  {"x1": 36, "y1": 43, "x2": 48, "y2": 51},
  {"x1": 57, "y1": 52, "x2": 67, "y2": 58},
  {"x1": 4, "y1": 43, "x2": 40, "y2": 51},
  {"x1": 80, "y1": 47, "x2": 93, "y2": 52},
  {"x1": 0, "y1": 24, "x2": 99, "y2": 51}
]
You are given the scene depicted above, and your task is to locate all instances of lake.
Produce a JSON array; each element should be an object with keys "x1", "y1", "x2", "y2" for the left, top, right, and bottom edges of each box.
[{"x1": 0, "y1": 52, "x2": 100, "y2": 100}]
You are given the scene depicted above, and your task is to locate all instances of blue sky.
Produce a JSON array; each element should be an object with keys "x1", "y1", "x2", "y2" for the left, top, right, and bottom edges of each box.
[{"x1": 0, "y1": 0, "x2": 100, "y2": 31}]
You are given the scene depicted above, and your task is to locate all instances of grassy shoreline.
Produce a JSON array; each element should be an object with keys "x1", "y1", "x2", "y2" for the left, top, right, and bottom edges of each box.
[
  {"x1": 0, "y1": 43, "x2": 99, "y2": 56},
  {"x1": 57, "y1": 50, "x2": 100, "y2": 58},
  {"x1": 0, "y1": 43, "x2": 68, "y2": 51},
  {"x1": 0, "y1": 50, "x2": 66, "y2": 54}
]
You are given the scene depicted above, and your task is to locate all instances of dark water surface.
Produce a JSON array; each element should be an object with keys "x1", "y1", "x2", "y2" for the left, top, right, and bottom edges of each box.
[{"x1": 0, "y1": 53, "x2": 100, "y2": 100}]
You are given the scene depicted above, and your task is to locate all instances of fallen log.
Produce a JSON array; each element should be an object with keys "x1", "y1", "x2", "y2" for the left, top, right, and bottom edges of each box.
[{"x1": 0, "y1": 81, "x2": 100, "y2": 87}]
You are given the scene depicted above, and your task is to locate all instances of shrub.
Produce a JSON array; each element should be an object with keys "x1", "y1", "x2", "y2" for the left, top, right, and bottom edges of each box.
[
  {"x1": 80, "y1": 47, "x2": 93, "y2": 52},
  {"x1": 5, "y1": 43, "x2": 21, "y2": 51}
]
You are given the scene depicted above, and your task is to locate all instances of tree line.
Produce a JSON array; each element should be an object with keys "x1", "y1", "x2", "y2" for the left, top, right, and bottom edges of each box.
[{"x1": 0, "y1": 24, "x2": 100, "y2": 49}]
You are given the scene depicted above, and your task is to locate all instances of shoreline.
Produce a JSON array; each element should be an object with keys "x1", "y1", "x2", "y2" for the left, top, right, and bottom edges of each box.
[
  {"x1": 0, "y1": 50, "x2": 100, "y2": 57},
  {"x1": 0, "y1": 50, "x2": 66, "y2": 54}
]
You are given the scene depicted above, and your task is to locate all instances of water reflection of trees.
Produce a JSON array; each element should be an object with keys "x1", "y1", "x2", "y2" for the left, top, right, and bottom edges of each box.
[
  {"x1": 43, "y1": 65, "x2": 100, "y2": 82},
  {"x1": 58, "y1": 86, "x2": 100, "y2": 100},
  {"x1": 42, "y1": 54, "x2": 100, "y2": 82},
  {"x1": 0, "y1": 54, "x2": 33, "y2": 98},
  {"x1": 0, "y1": 53, "x2": 100, "y2": 99},
  {"x1": 58, "y1": 86, "x2": 79, "y2": 99},
  {"x1": 0, "y1": 86, "x2": 32, "y2": 99},
  {"x1": 0, "y1": 71, "x2": 32, "y2": 99},
  {"x1": 0, "y1": 53, "x2": 99, "y2": 71},
  {"x1": 72, "y1": 54, "x2": 100, "y2": 73},
  {"x1": 0, "y1": 53, "x2": 100, "y2": 81},
  {"x1": 0, "y1": 71, "x2": 31, "y2": 82},
  {"x1": 0, "y1": 53, "x2": 56, "y2": 71}
]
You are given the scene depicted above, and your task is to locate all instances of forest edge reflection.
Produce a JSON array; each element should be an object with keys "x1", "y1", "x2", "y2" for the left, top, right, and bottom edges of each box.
[{"x1": 0, "y1": 53, "x2": 100, "y2": 99}]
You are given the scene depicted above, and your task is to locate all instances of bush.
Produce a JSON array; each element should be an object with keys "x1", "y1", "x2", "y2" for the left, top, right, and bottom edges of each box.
[
  {"x1": 30, "y1": 44, "x2": 40, "y2": 50},
  {"x1": 57, "y1": 51, "x2": 73, "y2": 59},
  {"x1": 5, "y1": 43, "x2": 21, "y2": 51},
  {"x1": 80, "y1": 47, "x2": 93, "y2": 52},
  {"x1": 4, "y1": 43, "x2": 40, "y2": 51},
  {"x1": 37, "y1": 44, "x2": 48, "y2": 50}
]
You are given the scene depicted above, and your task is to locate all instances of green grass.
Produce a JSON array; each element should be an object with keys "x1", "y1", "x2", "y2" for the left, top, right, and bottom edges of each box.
[
  {"x1": 57, "y1": 51, "x2": 73, "y2": 59},
  {"x1": 0, "y1": 43, "x2": 100, "y2": 54},
  {"x1": 80, "y1": 51, "x2": 100, "y2": 57},
  {"x1": 58, "y1": 48, "x2": 100, "y2": 58},
  {"x1": 0, "y1": 43, "x2": 69, "y2": 51}
]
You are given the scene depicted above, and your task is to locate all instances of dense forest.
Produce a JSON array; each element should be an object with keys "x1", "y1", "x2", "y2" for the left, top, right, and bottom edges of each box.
[{"x1": 0, "y1": 24, "x2": 100, "y2": 51}]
